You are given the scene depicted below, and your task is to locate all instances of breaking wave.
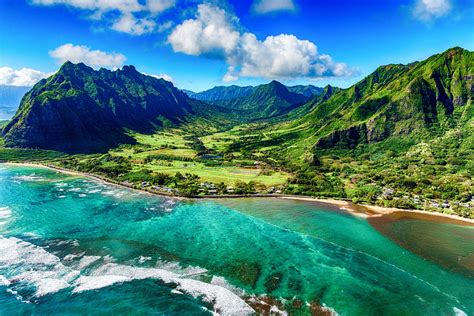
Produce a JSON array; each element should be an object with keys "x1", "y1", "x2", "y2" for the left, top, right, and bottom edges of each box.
[{"x1": 0, "y1": 236, "x2": 254, "y2": 315}]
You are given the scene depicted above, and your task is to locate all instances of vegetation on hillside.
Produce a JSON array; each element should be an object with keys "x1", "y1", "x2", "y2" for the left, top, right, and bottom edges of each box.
[{"x1": 1, "y1": 47, "x2": 472, "y2": 218}]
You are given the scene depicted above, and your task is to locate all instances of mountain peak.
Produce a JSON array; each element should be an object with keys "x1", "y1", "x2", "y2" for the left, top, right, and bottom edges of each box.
[
  {"x1": 268, "y1": 80, "x2": 285, "y2": 87},
  {"x1": 59, "y1": 61, "x2": 90, "y2": 71},
  {"x1": 121, "y1": 65, "x2": 138, "y2": 73}
]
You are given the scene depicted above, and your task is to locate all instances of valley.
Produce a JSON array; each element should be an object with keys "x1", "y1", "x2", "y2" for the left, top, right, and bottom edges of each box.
[{"x1": 0, "y1": 47, "x2": 472, "y2": 219}]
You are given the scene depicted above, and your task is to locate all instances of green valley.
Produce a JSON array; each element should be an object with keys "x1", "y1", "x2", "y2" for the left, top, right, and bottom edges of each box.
[{"x1": 1, "y1": 47, "x2": 472, "y2": 218}]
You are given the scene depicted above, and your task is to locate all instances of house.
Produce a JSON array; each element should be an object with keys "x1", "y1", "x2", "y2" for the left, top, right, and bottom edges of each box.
[
  {"x1": 382, "y1": 188, "x2": 394, "y2": 199},
  {"x1": 226, "y1": 186, "x2": 234, "y2": 193},
  {"x1": 208, "y1": 189, "x2": 218, "y2": 195}
]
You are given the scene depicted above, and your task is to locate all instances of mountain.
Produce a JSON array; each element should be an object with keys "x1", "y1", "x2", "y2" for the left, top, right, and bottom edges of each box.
[
  {"x1": 2, "y1": 62, "x2": 223, "y2": 153},
  {"x1": 308, "y1": 47, "x2": 473, "y2": 150},
  {"x1": 184, "y1": 83, "x2": 323, "y2": 119},
  {"x1": 184, "y1": 85, "x2": 255, "y2": 102},
  {"x1": 210, "y1": 80, "x2": 310, "y2": 119},
  {"x1": 0, "y1": 85, "x2": 30, "y2": 120},
  {"x1": 287, "y1": 85, "x2": 324, "y2": 98},
  {"x1": 236, "y1": 47, "x2": 472, "y2": 163},
  {"x1": 181, "y1": 89, "x2": 198, "y2": 98}
]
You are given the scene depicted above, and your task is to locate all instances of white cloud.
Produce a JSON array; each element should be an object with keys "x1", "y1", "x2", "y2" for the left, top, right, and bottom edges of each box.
[
  {"x1": 253, "y1": 0, "x2": 296, "y2": 14},
  {"x1": 167, "y1": 4, "x2": 240, "y2": 57},
  {"x1": 49, "y1": 44, "x2": 127, "y2": 69},
  {"x1": 0, "y1": 67, "x2": 51, "y2": 87},
  {"x1": 168, "y1": 4, "x2": 353, "y2": 81},
  {"x1": 31, "y1": 0, "x2": 175, "y2": 35},
  {"x1": 147, "y1": 73, "x2": 174, "y2": 83},
  {"x1": 413, "y1": 0, "x2": 451, "y2": 20},
  {"x1": 147, "y1": 0, "x2": 175, "y2": 14},
  {"x1": 111, "y1": 13, "x2": 156, "y2": 35}
]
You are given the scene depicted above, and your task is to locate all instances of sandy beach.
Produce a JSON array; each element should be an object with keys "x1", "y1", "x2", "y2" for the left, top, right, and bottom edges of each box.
[
  {"x1": 3, "y1": 162, "x2": 473, "y2": 225},
  {"x1": 278, "y1": 195, "x2": 474, "y2": 225}
]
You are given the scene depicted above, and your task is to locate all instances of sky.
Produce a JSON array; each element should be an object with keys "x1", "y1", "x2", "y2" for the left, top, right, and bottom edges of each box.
[{"x1": 0, "y1": 0, "x2": 473, "y2": 92}]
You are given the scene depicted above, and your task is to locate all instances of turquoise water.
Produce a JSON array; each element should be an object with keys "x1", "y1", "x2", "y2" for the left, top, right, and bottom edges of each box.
[{"x1": 0, "y1": 164, "x2": 473, "y2": 315}]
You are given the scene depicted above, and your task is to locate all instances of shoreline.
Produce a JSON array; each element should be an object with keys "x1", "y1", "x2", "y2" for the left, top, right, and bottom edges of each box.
[{"x1": 3, "y1": 162, "x2": 474, "y2": 225}]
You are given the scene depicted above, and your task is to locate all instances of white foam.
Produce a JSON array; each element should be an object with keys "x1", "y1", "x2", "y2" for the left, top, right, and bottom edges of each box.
[
  {"x1": 73, "y1": 263, "x2": 254, "y2": 315},
  {"x1": 77, "y1": 256, "x2": 101, "y2": 269},
  {"x1": 0, "y1": 207, "x2": 12, "y2": 227},
  {"x1": 0, "y1": 236, "x2": 253, "y2": 314},
  {"x1": 0, "y1": 275, "x2": 11, "y2": 286},
  {"x1": 0, "y1": 236, "x2": 78, "y2": 297},
  {"x1": 177, "y1": 278, "x2": 254, "y2": 315},
  {"x1": 73, "y1": 275, "x2": 130, "y2": 293},
  {"x1": 453, "y1": 307, "x2": 467, "y2": 316},
  {"x1": 35, "y1": 278, "x2": 70, "y2": 296},
  {"x1": 12, "y1": 174, "x2": 47, "y2": 182},
  {"x1": 0, "y1": 207, "x2": 12, "y2": 219},
  {"x1": 138, "y1": 256, "x2": 152, "y2": 263},
  {"x1": 210, "y1": 276, "x2": 244, "y2": 296},
  {"x1": 269, "y1": 305, "x2": 288, "y2": 315},
  {"x1": 87, "y1": 189, "x2": 102, "y2": 194}
]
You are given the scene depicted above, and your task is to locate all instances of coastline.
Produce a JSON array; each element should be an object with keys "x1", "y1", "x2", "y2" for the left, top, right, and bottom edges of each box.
[
  {"x1": 2, "y1": 162, "x2": 187, "y2": 201},
  {"x1": 3, "y1": 162, "x2": 473, "y2": 225}
]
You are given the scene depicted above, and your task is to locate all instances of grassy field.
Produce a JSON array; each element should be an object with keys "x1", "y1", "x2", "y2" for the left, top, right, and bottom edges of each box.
[
  {"x1": 111, "y1": 130, "x2": 198, "y2": 160},
  {"x1": 141, "y1": 160, "x2": 289, "y2": 186},
  {"x1": 132, "y1": 130, "x2": 190, "y2": 148},
  {"x1": 200, "y1": 126, "x2": 246, "y2": 152},
  {"x1": 107, "y1": 129, "x2": 292, "y2": 186}
]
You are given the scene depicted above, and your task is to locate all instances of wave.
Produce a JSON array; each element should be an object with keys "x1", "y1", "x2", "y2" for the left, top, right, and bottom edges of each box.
[
  {"x1": 0, "y1": 236, "x2": 254, "y2": 315},
  {"x1": 0, "y1": 236, "x2": 79, "y2": 298},
  {"x1": 0, "y1": 207, "x2": 12, "y2": 227},
  {"x1": 11, "y1": 174, "x2": 48, "y2": 182}
]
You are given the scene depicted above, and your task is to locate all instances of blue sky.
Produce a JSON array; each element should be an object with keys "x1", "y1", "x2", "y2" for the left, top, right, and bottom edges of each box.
[{"x1": 0, "y1": 0, "x2": 473, "y2": 91}]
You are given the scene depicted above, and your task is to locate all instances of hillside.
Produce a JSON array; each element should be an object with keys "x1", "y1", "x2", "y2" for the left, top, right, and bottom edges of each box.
[
  {"x1": 0, "y1": 47, "x2": 472, "y2": 216},
  {"x1": 185, "y1": 82, "x2": 322, "y2": 120},
  {"x1": 308, "y1": 47, "x2": 473, "y2": 149},
  {"x1": 219, "y1": 47, "x2": 473, "y2": 212},
  {"x1": 287, "y1": 84, "x2": 323, "y2": 98},
  {"x1": 183, "y1": 85, "x2": 255, "y2": 102},
  {"x1": 230, "y1": 47, "x2": 472, "y2": 157},
  {"x1": 2, "y1": 62, "x2": 231, "y2": 153},
  {"x1": 212, "y1": 80, "x2": 309, "y2": 119}
]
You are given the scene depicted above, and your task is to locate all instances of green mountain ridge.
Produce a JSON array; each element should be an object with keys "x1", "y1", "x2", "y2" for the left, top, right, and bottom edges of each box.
[
  {"x1": 308, "y1": 47, "x2": 473, "y2": 150},
  {"x1": 184, "y1": 82, "x2": 323, "y2": 119},
  {"x1": 211, "y1": 80, "x2": 310, "y2": 119},
  {"x1": 226, "y1": 47, "x2": 472, "y2": 170},
  {"x1": 2, "y1": 62, "x2": 232, "y2": 153},
  {"x1": 1, "y1": 46, "x2": 472, "y2": 215}
]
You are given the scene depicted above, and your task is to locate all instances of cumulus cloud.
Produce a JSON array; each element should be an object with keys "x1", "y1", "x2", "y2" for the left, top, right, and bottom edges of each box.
[
  {"x1": 253, "y1": 0, "x2": 296, "y2": 14},
  {"x1": 0, "y1": 67, "x2": 51, "y2": 87},
  {"x1": 167, "y1": 4, "x2": 240, "y2": 57},
  {"x1": 49, "y1": 44, "x2": 127, "y2": 69},
  {"x1": 413, "y1": 0, "x2": 451, "y2": 20},
  {"x1": 168, "y1": 4, "x2": 353, "y2": 81},
  {"x1": 31, "y1": 0, "x2": 175, "y2": 35},
  {"x1": 111, "y1": 14, "x2": 156, "y2": 35}
]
